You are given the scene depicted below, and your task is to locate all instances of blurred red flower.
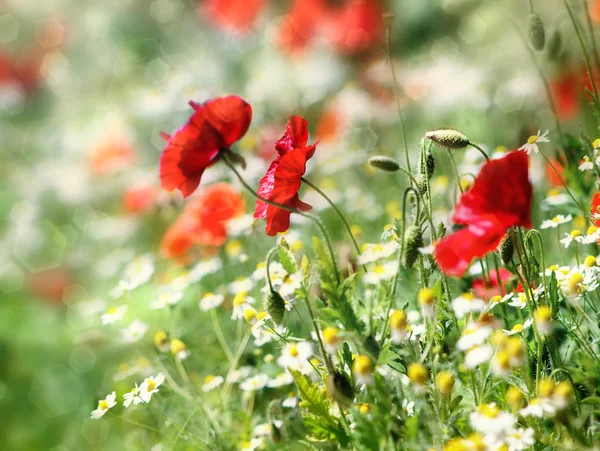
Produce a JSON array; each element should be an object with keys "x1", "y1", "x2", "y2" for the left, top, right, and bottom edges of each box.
[
  {"x1": 254, "y1": 116, "x2": 316, "y2": 236},
  {"x1": 472, "y1": 268, "x2": 512, "y2": 300},
  {"x1": 89, "y1": 133, "x2": 134, "y2": 175},
  {"x1": 202, "y1": 0, "x2": 267, "y2": 31},
  {"x1": 161, "y1": 183, "x2": 245, "y2": 258},
  {"x1": 159, "y1": 95, "x2": 252, "y2": 198},
  {"x1": 592, "y1": 192, "x2": 600, "y2": 227},
  {"x1": 123, "y1": 185, "x2": 158, "y2": 214},
  {"x1": 277, "y1": 0, "x2": 383, "y2": 55},
  {"x1": 27, "y1": 268, "x2": 71, "y2": 304},
  {"x1": 434, "y1": 152, "x2": 532, "y2": 277}
]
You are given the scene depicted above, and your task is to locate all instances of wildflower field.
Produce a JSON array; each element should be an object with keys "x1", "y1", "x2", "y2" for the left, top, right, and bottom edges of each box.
[{"x1": 7, "y1": 0, "x2": 600, "y2": 450}]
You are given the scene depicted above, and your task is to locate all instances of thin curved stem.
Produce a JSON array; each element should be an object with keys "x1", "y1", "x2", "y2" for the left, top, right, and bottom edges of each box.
[
  {"x1": 468, "y1": 142, "x2": 490, "y2": 162},
  {"x1": 300, "y1": 176, "x2": 367, "y2": 273},
  {"x1": 385, "y1": 21, "x2": 411, "y2": 178},
  {"x1": 265, "y1": 247, "x2": 278, "y2": 292},
  {"x1": 223, "y1": 155, "x2": 340, "y2": 284},
  {"x1": 582, "y1": 0, "x2": 600, "y2": 73}
]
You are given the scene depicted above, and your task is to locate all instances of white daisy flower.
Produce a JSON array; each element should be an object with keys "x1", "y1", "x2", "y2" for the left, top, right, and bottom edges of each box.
[
  {"x1": 139, "y1": 373, "x2": 165, "y2": 403},
  {"x1": 506, "y1": 427, "x2": 535, "y2": 451},
  {"x1": 188, "y1": 258, "x2": 222, "y2": 283},
  {"x1": 518, "y1": 129, "x2": 549, "y2": 155},
  {"x1": 90, "y1": 391, "x2": 117, "y2": 419},
  {"x1": 457, "y1": 323, "x2": 493, "y2": 351},
  {"x1": 402, "y1": 399, "x2": 415, "y2": 416},
  {"x1": 363, "y1": 261, "x2": 398, "y2": 285},
  {"x1": 542, "y1": 190, "x2": 571, "y2": 207},
  {"x1": 150, "y1": 290, "x2": 183, "y2": 310},
  {"x1": 540, "y1": 214, "x2": 572, "y2": 229},
  {"x1": 122, "y1": 254, "x2": 154, "y2": 290},
  {"x1": 123, "y1": 384, "x2": 143, "y2": 407},
  {"x1": 451, "y1": 292, "x2": 486, "y2": 319},
  {"x1": 240, "y1": 373, "x2": 269, "y2": 392},
  {"x1": 503, "y1": 318, "x2": 533, "y2": 335},
  {"x1": 199, "y1": 292, "x2": 224, "y2": 311},
  {"x1": 489, "y1": 292, "x2": 514, "y2": 309},
  {"x1": 101, "y1": 305, "x2": 128, "y2": 325},
  {"x1": 226, "y1": 366, "x2": 253, "y2": 384},
  {"x1": 228, "y1": 277, "x2": 254, "y2": 294},
  {"x1": 519, "y1": 397, "x2": 556, "y2": 417},
  {"x1": 544, "y1": 264, "x2": 571, "y2": 281},
  {"x1": 580, "y1": 226, "x2": 600, "y2": 244},
  {"x1": 579, "y1": 155, "x2": 594, "y2": 171},
  {"x1": 267, "y1": 372, "x2": 294, "y2": 388},
  {"x1": 274, "y1": 271, "x2": 303, "y2": 299},
  {"x1": 277, "y1": 342, "x2": 313, "y2": 374},
  {"x1": 418, "y1": 244, "x2": 435, "y2": 255},
  {"x1": 470, "y1": 403, "x2": 516, "y2": 435},
  {"x1": 241, "y1": 437, "x2": 263, "y2": 451},
  {"x1": 282, "y1": 392, "x2": 298, "y2": 408},
  {"x1": 253, "y1": 420, "x2": 283, "y2": 437},
  {"x1": 464, "y1": 344, "x2": 493, "y2": 368},
  {"x1": 225, "y1": 214, "x2": 254, "y2": 236},
  {"x1": 507, "y1": 293, "x2": 528, "y2": 309},
  {"x1": 231, "y1": 292, "x2": 256, "y2": 320},
  {"x1": 201, "y1": 375, "x2": 224, "y2": 392},
  {"x1": 357, "y1": 242, "x2": 398, "y2": 265},
  {"x1": 122, "y1": 319, "x2": 149, "y2": 342}
]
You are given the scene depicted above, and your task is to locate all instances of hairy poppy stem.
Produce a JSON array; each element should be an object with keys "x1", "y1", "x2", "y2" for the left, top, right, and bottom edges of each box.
[
  {"x1": 468, "y1": 143, "x2": 490, "y2": 162},
  {"x1": 223, "y1": 155, "x2": 341, "y2": 284},
  {"x1": 300, "y1": 176, "x2": 367, "y2": 273},
  {"x1": 265, "y1": 247, "x2": 278, "y2": 293}
]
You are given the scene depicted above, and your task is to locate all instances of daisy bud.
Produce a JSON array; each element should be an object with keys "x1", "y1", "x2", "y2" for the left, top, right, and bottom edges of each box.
[
  {"x1": 435, "y1": 371, "x2": 455, "y2": 396},
  {"x1": 500, "y1": 234, "x2": 514, "y2": 265},
  {"x1": 553, "y1": 381, "x2": 572, "y2": 409},
  {"x1": 353, "y1": 355, "x2": 374, "y2": 384},
  {"x1": 154, "y1": 330, "x2": 169, "y2": 353},
  {"x1": 322, "y1": 327, "x2": 341, "y2": 354},
  {"x1": 390, "y1": 310, "x2": 409, "y2": 343},
  {"x1": 425, "y1": 128, "x2": 470, "y2": 150},
  {"x1": 382, "y1": 12, "x2": 395, "y2": 27},
  {"x1": 418, "y1": 288, "x2": 435, "y2": 318},
  {"x1": 537, "y1": 377, "x2": 554, "y2": 398},
  {"x1": 404, "y1": 225, "x2": 424, "y2": 268},
  {"x1": 407, "y1": 362, "x2": 429, "y2": 389},
  {"x1": 358, "y1": 403, "x2": 371, "y2": 414},
  {"x1": 506, "y1": 386, "x2": 524, "y2": 410},
  {"x1": 368, "y1": 155, "x2": 401, "y2": 172},
  {"x1": 534, "y1": 306, "x2": 553, "y2": 335},
  {"x1": 326, "y1": 371, "x2": 354, "y2": 408},
  {"x1": 269, "y1": 421, "x2": 282, "y2": 443},
  {"x1": 170, "y1": 338, "x2": 189, "y2": 360},
  {"x1": 547, "y1": 27, "x2": 562, "y2": 61},
  {"x1": 266, "y1": 290, "x2": 286, "y2": 326},
  {"x1": 528, "y1": 14, "x2": 546, "y2": 51},
  {"x1": 491, "y1": 350, "x2": 511, "y2": 377}
]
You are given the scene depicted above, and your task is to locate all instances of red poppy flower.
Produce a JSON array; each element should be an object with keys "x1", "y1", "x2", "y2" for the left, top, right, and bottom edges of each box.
[
  {"x1": 202, "y1": 0, "x2": 267, "y2": 31},
  {"x1": 472, "y1": 268, "x2": 512, "y2": 300},
  {"x1": 123, "y1": 185, "x2": 157, "y2": 214},
  {"x1": 592, "y1": 192, "x2": 600, "y2": 227},
  {"x1": 161, "y1": 183, "x2": 245, "y2": 258},
  {"x1": 159, "y1": 95, "x2": 252, "y2": 198},
  {"x1": 254, "y1": 116, "x2": 316, "y2": 236},
  {"x1": 434, "y1": 151, "x2": 532, "y2": 277},
  {"x1": 89, "y1": 132, "x2": 134, "y2": 175}
]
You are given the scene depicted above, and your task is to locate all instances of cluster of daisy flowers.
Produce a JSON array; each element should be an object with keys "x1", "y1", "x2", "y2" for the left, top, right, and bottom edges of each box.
[{"x1": 91, "y1": 373, "x2": 165, "y2": 419}]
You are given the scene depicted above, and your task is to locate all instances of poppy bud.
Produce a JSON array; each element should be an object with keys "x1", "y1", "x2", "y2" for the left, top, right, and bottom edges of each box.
[
  {"x1": 326, "y1": 371, "x2": 354, "y2": 408},
  {"x1": 222, "y1": 149, "x2": 247, "y2": 170},
  {"x1": 382, "y1": 12, "x2": 395, "y2": 27},
  {"x1": 416, "y1": 174, "x2": 428, "y2": 196},
  {"x1": 547, "y1": 27, "x2": 562, "y2": 61},
  {"x1": 368, "y1": 155, "x2": 400, "y2": 172},
  {"x1": 437, "y1": 221, "x2": 446, "y2": 239},
  {"x1": 419, "y1": 150, "x2": 435, "y2": 178},
  {"x1": 500, "y1": 234, "x2": 514, "y2": 265},
  {"x1": 266, "y1": 290, "x2": 285, "y2": 325},
  {"x1": 425, "y1": 129, "x2": 470, "y2": 150},
  {"x1": 269, "y1": 422, "x2": 282, "y2": 443},
  {"x1": 404, "y1": 225, "x2": 424, "y2": 268},
  {"x1": 528, "y1": 14, "x2": 545, "y2": 51},
  {"x1": 363, "y1": 335, "x2": 380, "y2": 359}
]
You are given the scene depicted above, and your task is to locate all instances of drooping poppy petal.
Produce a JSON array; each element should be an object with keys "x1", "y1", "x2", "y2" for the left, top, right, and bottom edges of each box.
[
  {"x1": 434, "y1": 221, "x2": 507, "y2": 277},
  {"x1": 159, "y1": 95, "x2": 252, "y2": 198},
  {"x1": 434, "y1": 151, "x2": 532, "y2": 277},
  {"x1": 255, "y1": 116, "x2": 316, "y2": 236},
  {"x1": 453, "y1": 151, "x2": 532, "y2": 229}
]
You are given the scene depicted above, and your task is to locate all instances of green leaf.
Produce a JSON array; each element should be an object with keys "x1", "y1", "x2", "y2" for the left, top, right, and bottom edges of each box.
[
  {"x1": 290, "y1": 370, "x2": 333, "y2": 420},
  {"x1": 278, "y1": 237, "x2": 297, "y2": 274}
]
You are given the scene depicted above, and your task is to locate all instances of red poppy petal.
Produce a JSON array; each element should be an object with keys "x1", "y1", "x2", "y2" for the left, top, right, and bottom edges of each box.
[
  {"x1": 269, "y1": 145, "x2": 316, "y2": 204},
  {"x1": 453, "y1": 151, "x2": 532, "y2": 229},
  {"x1": 592, "y1": 192, "x2": 600, "y2": 227},
  {"x1": 199, "y1": 95, "x2": 253, "y2": 148},
  {"x1": 275, "y1": 115, "x2": 309, "y2": 154},
  {"x1": 254, "y1": 158, "x2": 280, "y2": 219},
  {"x1": 159, "y1": 143, "x2": 219, "y2": 198},
  {"x1": 434, "y1": 221, "x2": 506, "y2": 277},
  {"x1": 290, "y1": 194, "x2": 312, "y2": 212},
  {"x1": 265, "y1": 204, "x2": 292, "y2": 236}
]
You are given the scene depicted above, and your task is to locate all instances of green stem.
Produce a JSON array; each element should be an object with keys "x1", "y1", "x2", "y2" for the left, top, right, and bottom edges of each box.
[
  {"x1": 303, "y1": 288, "x2": 334, "y2": 374},
  {"x1": 265, "y1": 247, "x2": 278, "y2": 292},
  {"x1": 223, "y1": 155, "x2": 340, "y2": 284},
  {"x1": 301, "y1": 176, "x2": 366, "y2": 273},
  {"x1": 582, "y1": 0, "x2": 600, "y2": 73},
  {"x1": 211, "y1": 309, "x2": 234, "y2": 363},
  {"x1": 385, "y1": 20, "x2": 411, "y2": 177},
  {"x1": 468, "y1": 142, "x2": 490, "y2": 162},
  {"x1": 447, "y1": 151, "x2": 464, "y2": 195}
]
